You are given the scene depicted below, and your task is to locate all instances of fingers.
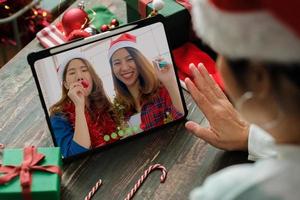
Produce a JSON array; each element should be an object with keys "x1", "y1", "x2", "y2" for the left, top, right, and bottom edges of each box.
[
  {"x1": 185, "y1": 121, "x2": 216, "y2": 143},
  {"x1": 184, "y1": 77, "x2": 211, "y2": 115},
  {"x1": 197, "y1": 63, "x2": 227, "y2": 99},
  {"x1": 189, "y1": 64, "x2": 217, "y2": 104},
  {"x1": 69, "y1": 82, "x2": 84, "y2": 90},
  {"x1": 68, "y1": 82, "x2": 85, "y2": 96}
]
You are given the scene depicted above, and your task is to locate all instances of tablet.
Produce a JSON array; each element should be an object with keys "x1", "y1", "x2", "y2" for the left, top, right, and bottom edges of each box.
[{"x1": 28, "y1": 16, "x2": 187, "y2": 159}]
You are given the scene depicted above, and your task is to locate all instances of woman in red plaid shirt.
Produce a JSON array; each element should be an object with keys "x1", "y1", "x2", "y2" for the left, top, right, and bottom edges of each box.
[{"x1": 108, "y1": 33, "x2": 184, "y2": 131}]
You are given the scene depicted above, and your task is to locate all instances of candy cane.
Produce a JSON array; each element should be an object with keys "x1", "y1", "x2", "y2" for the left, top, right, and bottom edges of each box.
[
  {"x1": 84, "y1": 179, "x2": 102, "y2": 200},
  {"x1": 124, "y1": 164, "x2": 167, "y2": 200}
]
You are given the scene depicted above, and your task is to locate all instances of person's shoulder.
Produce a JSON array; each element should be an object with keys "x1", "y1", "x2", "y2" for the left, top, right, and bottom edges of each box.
[
  {"x1": 235, "y1": 159, "x2": 300, "y2": 200},
  {"x1": 50, "y1": 113, "x2": 68, "y2": 124},
  {"x1": 190, "y1": 163, "x2": 256, "y2": 200}
]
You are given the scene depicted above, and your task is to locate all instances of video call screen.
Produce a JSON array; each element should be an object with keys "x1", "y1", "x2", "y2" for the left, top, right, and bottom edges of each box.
[{"x1": 33, "y1": 22, "x2": 185, "y2": 158}]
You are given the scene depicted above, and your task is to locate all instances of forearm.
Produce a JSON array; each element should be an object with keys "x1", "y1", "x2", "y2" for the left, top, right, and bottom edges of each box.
[{"x1": 73, "y1": 106, "x2": 91, "y2": 148}]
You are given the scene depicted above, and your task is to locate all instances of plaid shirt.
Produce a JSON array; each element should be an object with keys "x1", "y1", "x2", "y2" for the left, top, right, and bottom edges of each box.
[{"x1": 140, "y1": 86, "x2": 183, "y2": 130}]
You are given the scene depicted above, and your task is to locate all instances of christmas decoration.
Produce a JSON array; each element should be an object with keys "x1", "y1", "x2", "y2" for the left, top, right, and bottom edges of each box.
[
  {"x1": 172, "y1": 42, "x2": 224, "y2": 90},
  {"x1": 84, "y1": 179, "x2": 102, "y2": 200},
  {"x1": 112, "y1": 97, "x2": 127, "y2": 130},
  {"x1": 86, "y1": 5, "x2": 122, "y2": 31},
  {"x1": 125, "y1": 0, "x2": 191, "y2": 48},
  {"x1": 148, "y1": 0, "x2": 165, "y2": 17},
  {"x1": 163, "y1": 111, "x2": 173, "y2": 124},
  {"x1": 66, "y1": 29, "x2": 91, "y2": 41},
  {"x1": 0, "y1": 0, "x2": 32, "y2": 18},
  {"x1": 84, "y1": 26, "x2": 98, "y2": 35},
  {"x1": 63, "y1": 102, "x2": 118, "y2": 148},
  {"x1": 99, "y1": 18, "x2": 120, "y2": 32},
  {"x1": 61, "y1": 7, "x2": 89, "y2": 36},
  {"x1": 84, "y1": 164, "x2": 167, "y2": 200},
  {"x1": 100, "y1": 24, "x2": 109, "y2": 32},
  {"x1": 125, "y1": 164, "x2": 167, "y2": 200},
  {"x1": 0, "y1": 146, "x2": 62, "y2": 200},
  {"x1": 36, "y1": 25, "x2": 67, "y2": 48},
  {"x1": 27, "y1": 7, "x2": 52, "y2": 34},
  {"x1": 0, "y1": 0, "x2": 52, "y2": 46},
  {"x1": 110, "y1": 18, "x2": 119, "y2": 26}
]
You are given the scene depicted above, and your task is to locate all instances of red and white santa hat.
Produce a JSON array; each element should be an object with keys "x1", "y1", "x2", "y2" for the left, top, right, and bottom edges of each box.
[
  {"x1": 56, "y1": 52, "x2": 85, "y2": 83},
  {"x1": 108, "y1": 33, "x2": 137, "y2": 59},
  {"x1": 191, "y1": 0, "x2": 300, "y2": 63}
]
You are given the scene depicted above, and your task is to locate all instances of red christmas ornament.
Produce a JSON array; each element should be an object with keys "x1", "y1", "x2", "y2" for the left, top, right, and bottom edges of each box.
[
  {"x1": 67, "y1": 29, "x2": 91, "y2": 41},
  {"x1": 110, "y1": 19, "x2": 119, "y2": 27},
  {"x1": 100, "y1": 24, "x2": 109, "y2": 32},
  {"x1": 62, "y1": 8, "x2": 89, "y2": 36}
]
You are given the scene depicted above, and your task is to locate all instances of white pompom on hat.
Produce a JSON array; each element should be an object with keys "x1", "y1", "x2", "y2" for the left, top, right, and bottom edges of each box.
[
  {"x1": 190, "y1": 0, "x2": 300, "y2": 63},
  {"x1": 108, "y1": 33, "x2": 137, "y2": 60}
]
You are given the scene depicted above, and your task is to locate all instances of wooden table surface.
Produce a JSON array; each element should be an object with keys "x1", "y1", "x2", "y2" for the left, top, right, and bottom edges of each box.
[{"x1": 0, "y1": 0, "x2": 248, "y2": 199}]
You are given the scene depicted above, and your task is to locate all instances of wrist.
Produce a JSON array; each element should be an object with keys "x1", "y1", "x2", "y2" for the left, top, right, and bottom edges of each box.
[
  {"x1": 163, "y1": 80, "x2": 175, "y2": 89},
  {"x1": 75, "y1": 105, "x2": 85, "y2": 113},
  {"x1": 239, "y1": 122, "x2": 250, "y2": 151}
]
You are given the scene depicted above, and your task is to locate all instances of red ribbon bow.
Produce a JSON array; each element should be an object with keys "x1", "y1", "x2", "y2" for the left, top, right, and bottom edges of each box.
[{"x1": 0, "y1": 146, "x2": 62, "y2": 200}]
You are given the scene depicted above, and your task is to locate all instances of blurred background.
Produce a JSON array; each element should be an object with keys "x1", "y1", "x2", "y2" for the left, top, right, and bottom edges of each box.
[{"x1": 0, "y1": 0, "x2": 77, "y2": 67}]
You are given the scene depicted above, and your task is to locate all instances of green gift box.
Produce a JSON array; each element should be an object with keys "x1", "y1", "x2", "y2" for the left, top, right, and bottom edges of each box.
[
  {"x1": 125, "y1": 0, "x2": 191, "y2": 49},
  {"x1": 0, "y1": 147, "x2": 62, "y2": 200}
]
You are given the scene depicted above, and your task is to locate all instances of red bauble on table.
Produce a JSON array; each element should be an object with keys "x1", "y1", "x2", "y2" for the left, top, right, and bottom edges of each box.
[
  {"x1": 62, "y1": 8, "x2": 89, "y2": 36},
  {"x1": 110, "y1": 19, "x2": 119, "y2": 27},
  {"x1": 67, "y1": 29, "x2": 91, "y2": 41},
  {"x1": 100, "y1": 19, "x2": 120, "y2": 32},
  {"x1": 100, "y1": 24, "x2": 109, "y2": 32}
]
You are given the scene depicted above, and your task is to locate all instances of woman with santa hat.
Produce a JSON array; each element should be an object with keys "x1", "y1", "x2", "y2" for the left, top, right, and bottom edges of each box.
[
  {"x1": 185, "y1": 0, "x2": 300, "y2": 199},
  {"x1": 50, "y1": 56, "x2": 119, "y2": 158},
  {"x1": 108, "y1": 33, "x2": 184, "y2": 131}
]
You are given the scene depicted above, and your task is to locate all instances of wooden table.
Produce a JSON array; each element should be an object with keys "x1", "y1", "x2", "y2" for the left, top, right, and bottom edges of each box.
[{"x1": 0, "y1": 0, "x2": 249, "y2": 199}]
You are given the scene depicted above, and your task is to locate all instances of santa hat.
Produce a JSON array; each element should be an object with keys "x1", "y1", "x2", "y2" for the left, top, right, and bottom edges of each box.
[
  {"x1": 191, "y1": 0, "x2": 300, "y2": 63},
  {"x1": 57, "y1": 53, "x2": 86, "y2": 83},
  {"x1": 108, "y1": 33, "x2": 137, "y2": 59}
]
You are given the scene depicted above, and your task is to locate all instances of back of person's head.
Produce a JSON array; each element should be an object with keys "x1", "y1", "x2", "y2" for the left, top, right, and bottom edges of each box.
[{"x1": 191, "y1": 0, "x2": 300, "y2": 119}]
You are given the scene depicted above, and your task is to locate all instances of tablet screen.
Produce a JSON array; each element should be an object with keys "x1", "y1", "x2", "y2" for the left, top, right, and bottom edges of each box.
[{"x1": 32, "y1": 21, "x2": 186, "y2": 158}]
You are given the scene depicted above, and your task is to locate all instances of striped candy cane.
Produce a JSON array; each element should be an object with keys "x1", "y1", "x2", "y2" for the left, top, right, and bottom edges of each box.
[
  {"x1": 84, "y1": 179, "x2": 102, "y2": 200},
  {"x1": 124, "y1": 164, "x2": 167, "y2": 200}
]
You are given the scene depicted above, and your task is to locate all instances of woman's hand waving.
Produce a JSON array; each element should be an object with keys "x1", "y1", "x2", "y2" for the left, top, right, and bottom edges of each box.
[{"x1": 185, "y1": 63, "x2": 250, "y2": 151}]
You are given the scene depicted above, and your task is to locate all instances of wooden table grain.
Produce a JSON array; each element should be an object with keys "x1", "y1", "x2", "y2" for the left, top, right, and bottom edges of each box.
[{"x1": 0, "y1": 0, "x2": 249, "y2": 199}]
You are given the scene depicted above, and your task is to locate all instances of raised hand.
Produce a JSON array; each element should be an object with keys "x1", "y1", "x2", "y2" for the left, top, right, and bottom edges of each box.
[
  {"x1": 185, "y1": 63, "x2": 249, "y2": 151},
  {"x1": 67, "y1": 82, "x2": 87, "y2": 108},
  {"x1": 152, "y1": 57, "x2": 176, "y2": 87}
]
